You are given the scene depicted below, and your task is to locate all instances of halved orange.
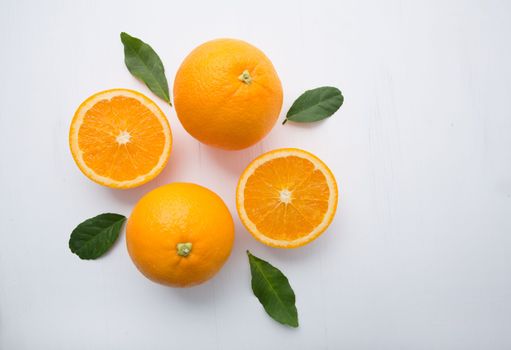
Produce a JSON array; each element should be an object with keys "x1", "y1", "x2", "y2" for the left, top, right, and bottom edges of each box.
[
  {"x1": 236, "y1": 148, "x2": 338, "y2": 248},
  {"x1": 69, "y1": 89, "x2": 172, "y2": 189}
]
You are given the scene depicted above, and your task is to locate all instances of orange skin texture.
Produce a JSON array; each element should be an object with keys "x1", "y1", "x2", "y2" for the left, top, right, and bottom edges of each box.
[
  {"x1": 173, "y1": 38, "x2": 283, "y2": 150},
  {"x1": 126, "y1": 183, "x2": 234, "y2": 287}
]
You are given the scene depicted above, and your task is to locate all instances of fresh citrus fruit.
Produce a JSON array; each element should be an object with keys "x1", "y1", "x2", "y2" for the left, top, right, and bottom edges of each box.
[
  {"x1": 173, "y1": 39, "x2": 283, "y2": 150},
  {"x1": 126, "y1": 183, "x2": 234, "y2": 287},
  {"x1": 69, "y1": 89, "x2": 172, "y2": 189},
  {"x1": 236, "y1": 148, "x2": 338, "y2": 248}
]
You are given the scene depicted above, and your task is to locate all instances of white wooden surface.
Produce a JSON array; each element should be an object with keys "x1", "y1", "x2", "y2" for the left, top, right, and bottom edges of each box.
[{"x1": 1, "y1": 0, "x2": 511, "y2": 349}]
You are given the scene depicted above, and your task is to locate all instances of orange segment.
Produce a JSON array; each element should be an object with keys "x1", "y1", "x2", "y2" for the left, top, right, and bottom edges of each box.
[
  {"x1": 236, "y1": 148, "x2": 338, "y2": 248},
  {"x1": 69, "y1": 89, "x2": 172, "y2": 189}
]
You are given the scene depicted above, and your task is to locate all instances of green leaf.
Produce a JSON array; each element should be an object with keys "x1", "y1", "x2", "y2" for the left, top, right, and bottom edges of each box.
[
  {"x1": 69, "y1": 213, "x2": 126, "y2": 260},
  {"x1": 247, "y1": 251, "x2": 299, "y2": 327},
  {"x1": 120, "y1": 32, "x2": 171, "y2": 105},
  {"x1": 283, "y1": 86, "x2": 343, "y2": 124}
]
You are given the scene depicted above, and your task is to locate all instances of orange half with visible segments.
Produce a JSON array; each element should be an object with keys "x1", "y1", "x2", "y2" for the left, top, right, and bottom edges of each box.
[
  {"x1": 236, "y1": 148, "x2": 338, "y2": 248},
  {"x1": 69, "y1": 89, "x2": 172, "y2": 189}
]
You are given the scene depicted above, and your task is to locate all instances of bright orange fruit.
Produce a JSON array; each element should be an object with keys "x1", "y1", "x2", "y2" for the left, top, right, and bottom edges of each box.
[
  {"x1": 173, "y1": 39, "x2": 283, "y2": 150},
  {"x1": 69, "y1": 89, "x2": 172, "y2": 189},
  {"x1": 126, "y1": 183, "x2": 234, "y2": 287},
  {"x1": 236, "y1": 148, "x2": 338, "y2": 248}
]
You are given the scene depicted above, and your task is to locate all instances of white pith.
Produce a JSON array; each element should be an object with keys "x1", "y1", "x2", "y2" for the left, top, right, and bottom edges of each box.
[
  {"x1": 116, "y1": 130, "x2": 131, "y2": 145},
  {"x1": 70, "y1": 90, "x2": 172, "y2": 188},
  {"x1": 236, "y1": 149, "x2": 338, "y2": 248},
  {"x1": 279, "y1": 189, "x2": 292, "y2": 204}
]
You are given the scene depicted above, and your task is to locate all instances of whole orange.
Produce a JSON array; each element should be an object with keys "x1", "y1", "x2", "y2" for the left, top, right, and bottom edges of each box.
[
  {"x1": 173, "y1": 39, "x2": 283, "y2": 150},
  {"x1": 126, "y1": 183, "x2": 234, "y2": 287}
]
